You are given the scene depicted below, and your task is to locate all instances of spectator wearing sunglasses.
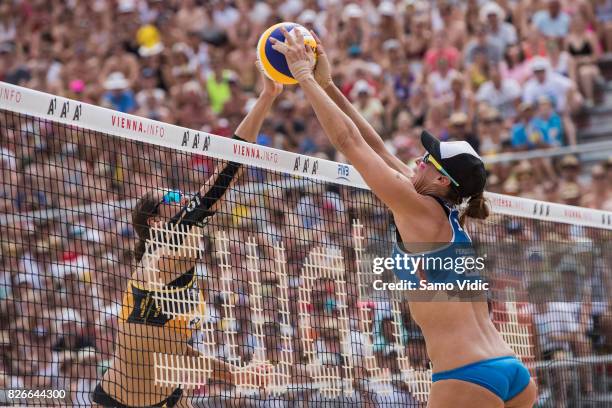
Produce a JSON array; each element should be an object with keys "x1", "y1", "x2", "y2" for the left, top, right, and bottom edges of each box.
[{"x1": 92, "y1": 67, "x2": 281, "y2": 408}]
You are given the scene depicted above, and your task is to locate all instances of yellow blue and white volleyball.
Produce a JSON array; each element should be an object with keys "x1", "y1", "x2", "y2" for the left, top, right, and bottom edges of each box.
[{"x1": 257, "y1": 22, "x2": 317, "y2": 85}]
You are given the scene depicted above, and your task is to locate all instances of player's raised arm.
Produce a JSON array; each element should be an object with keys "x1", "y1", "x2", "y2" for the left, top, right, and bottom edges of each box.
[
  {"x1": 270, "y1": 28, "x2": 424, "y2": 215},
  {"x1": 133, "y1": 66, "x2": 283, "y2": 264},
  {"x1": 310, "y1": 32, "x2": 413, "y2": 178},
  {"x1": 168, "y1": 68, "x2": 283, "y2": 228}
]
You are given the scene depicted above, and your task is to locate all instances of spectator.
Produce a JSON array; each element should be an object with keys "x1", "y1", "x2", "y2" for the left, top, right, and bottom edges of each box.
[
  {"x1": 536, "y1": 96, "x2": 564, "y2": 146},
  {"x1": 480, "y1": 2, "x2": 517, "y2": 50},
  {"x1": 545, "y1": 39, "x2": 571, "y2": 78},
  {"x1": 466, "y1": 49, "x2": 491, "y2": 91},
  {"x1": 514, "y1": 161, "x2": 547, "y2": 201},
  {"x1": 500, "y1": 44, "x2": 531, "y2": 85},
  {"x1": 100, "y1": 42, "x2": 140, "y2": 89},
  {"x1": 566, "y1": 14, "x2": 604, "y2": 107},
  {"x1": 390, "y1": 112, "x2": 422, "y2": 162},
  {"x1": 373, "y1": 316, "x2": 403, "y2": 357},
  {"x1": 206, "y1": 65, "x2": 233, "y2": 115},
  {"x1": 447, "y1": 112, "x2": 480, "y2": 152},
  {"x1": 532, "y1": 0, "x2": 571, "y2": 40},
  {"x1": 435, "y1": 1, "x2": 467, "y2": 50},
  {"x1": 595, "y1": 0, "x2": 612, "y2": 51},
  {"x1": 403, "y1": 15, "x2": 432, "y2": 75},
  {"x1": 338, "y1": 3, "x2": 369, "y2": 58},
  {"x1": 523, "y1": 57, "x2": 569, "y2": 112},
  {"x1": 0, "y1": 3, "x2": 16, "y2": 48},
  {"x1": 426, "y1": 59, "x2": 460, "y2": 102},
  {"x1": 351, "y1": 80, "x2": 385, "y2": 134},
  {"x1": 510, "y1": 102, "x2": 548, "y2": 150},
  {"x1": 529, "y1": 280, "x2": 583, "y2": 408},
  {"x1": 557, "y1": 154, "x2": 585, "y2": 201},
  {"x1": 101, "y1": 72, "x2": 137, "y2": 113},
  {"x1": 464, "y1": 24, "x2": 503, "y2": 67},
  {"x1": 445, "y1": 73, "x2": 476, "y2": 124},
  {"x1": 424, "y1": 30, "x2": 461, "y2": 72},
  {"x1": 477, "y1": 107, "x2": 507, "y2": 156},
  {"x1": 476, "y1": 64, "x2": 521, "y2": 120},
  {"x1": 582, "y1": 164, "x2": 612, "y2": 210},
  {"x1": 374, "y1": 1, "x2": 403, "y2": 48},
  {"x1": 274, "y1": 99, "x2": 306, "y2": 151}
]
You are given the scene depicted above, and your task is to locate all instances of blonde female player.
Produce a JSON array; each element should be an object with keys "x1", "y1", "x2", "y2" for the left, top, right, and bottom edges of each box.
[
  {"x1": 269, "y1": 29, "x2": 538, "y2": 408},
  {"x1": 92, "y1": 68, "x2": 281, "y2": 408}
]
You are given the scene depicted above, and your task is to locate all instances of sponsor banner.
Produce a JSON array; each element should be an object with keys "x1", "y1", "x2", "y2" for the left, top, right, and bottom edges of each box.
[
  {"x1": 487, "y1": 193, "x2": 612, "y2": 229},
  {"x1": 1, "y1": 82, "x2": 611, "y2": 229}
]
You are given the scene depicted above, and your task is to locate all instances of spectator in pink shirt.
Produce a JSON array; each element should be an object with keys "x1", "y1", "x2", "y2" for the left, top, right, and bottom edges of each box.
[{"x1": 424, "y1": 30, "x2": 461, "y2": 73}]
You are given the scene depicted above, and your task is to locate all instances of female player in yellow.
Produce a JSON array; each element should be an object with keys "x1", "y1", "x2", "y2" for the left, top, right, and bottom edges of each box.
[
  {"x1": 270, "y1": 28, "x2": 537, "y2": 408},
  {"x1": 92, "y1": 68, "x2": 281, "y2": 408}
]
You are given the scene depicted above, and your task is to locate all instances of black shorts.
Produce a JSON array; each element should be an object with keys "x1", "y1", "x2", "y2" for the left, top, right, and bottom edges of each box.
[{"x1": 92, "y1": 383, "x2": 183, "y2": 407}]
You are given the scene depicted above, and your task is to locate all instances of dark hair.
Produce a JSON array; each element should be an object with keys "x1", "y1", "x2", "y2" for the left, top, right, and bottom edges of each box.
[
  {"x1": 445, "y1": 189, "x2": 490, "y2": 226},
  {"x1": 503, "y1": 45, "x2": 525, "y2": 69},
  {"x1": 132, "y1": 191, "x2": 160, "y2": 263}
]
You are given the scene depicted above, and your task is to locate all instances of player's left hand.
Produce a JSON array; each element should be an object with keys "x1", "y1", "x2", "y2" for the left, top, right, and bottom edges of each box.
[
  {"x1": 257, "y1": 59, "x2": 283, "y2": 98},
  {"x1": 269, "y1": 27, "x2": 315, "y2": 83}
]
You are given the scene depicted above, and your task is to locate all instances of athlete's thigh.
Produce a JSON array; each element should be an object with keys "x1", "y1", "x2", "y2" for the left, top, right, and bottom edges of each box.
[
  {"x1": 427, "y1": 379, "x2": 504, "y2": 408},
  {"x1": 504, "y1": 379, "x2": 537, "y2": 408}
]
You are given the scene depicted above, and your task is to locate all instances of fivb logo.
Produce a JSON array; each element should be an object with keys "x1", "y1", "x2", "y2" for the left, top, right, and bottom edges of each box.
[
  {"x1": 337, "y1": 164, "x2": 350, "y2": 181},
  {"x1": 47, "y1": 98, "x2": 82, "y2": 121}
]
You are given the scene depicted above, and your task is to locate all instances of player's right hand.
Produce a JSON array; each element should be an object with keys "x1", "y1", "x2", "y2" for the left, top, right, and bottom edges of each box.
[{"x1": 269, "y1": 27, "x2": 315, "y2": 83}]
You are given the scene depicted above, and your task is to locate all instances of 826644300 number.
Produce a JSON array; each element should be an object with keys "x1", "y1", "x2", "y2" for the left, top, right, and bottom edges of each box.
[{"x1": 7, "y1": 389, "x2": 66, "y2": 399}]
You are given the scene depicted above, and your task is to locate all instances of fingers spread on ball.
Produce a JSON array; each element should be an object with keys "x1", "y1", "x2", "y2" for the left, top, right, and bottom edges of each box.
[
  {"x1": 270, "y1": 39, "x2": 289, "y2": 55},
  {"x1": 280, "y1": 26, "x2": 296, "y2": 46},
  {"x1": 294, "y1": 28, "x2": 304, "y2": 46}
]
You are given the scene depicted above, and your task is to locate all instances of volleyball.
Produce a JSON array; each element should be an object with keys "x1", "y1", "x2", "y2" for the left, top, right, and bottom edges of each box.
[{"x1": 257, "y1": 22, "x2": 317, "y2": 85}]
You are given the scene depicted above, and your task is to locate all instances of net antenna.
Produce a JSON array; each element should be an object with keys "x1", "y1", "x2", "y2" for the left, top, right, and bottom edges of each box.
[{"x1": 352, "y1": 219, "x2": 432, "y2": 401}]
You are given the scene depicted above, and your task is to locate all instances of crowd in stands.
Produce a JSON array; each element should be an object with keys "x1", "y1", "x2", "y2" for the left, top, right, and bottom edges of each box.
[
  {"x1": 1, "y1": 0, "x2": 611, "y2": 209},
  {"x1": 1, "y1": 0, "x2": 612, "y2": 406}
]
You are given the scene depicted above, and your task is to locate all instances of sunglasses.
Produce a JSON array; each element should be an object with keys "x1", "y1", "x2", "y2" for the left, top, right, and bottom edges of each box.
[
  {"x1": 154, "y1": 190, "x2": 183, "y2": 212},
  {"x1": 422, "y1": 153, "x2": 460, "y2": 187}
]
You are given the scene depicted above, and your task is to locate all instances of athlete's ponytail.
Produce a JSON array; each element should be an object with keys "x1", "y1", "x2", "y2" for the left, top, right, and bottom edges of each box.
[
  {"x1": 459, "y1": 192, "x2": 490, "y2": 226},
  {"x1": 132, "y1": 191, "x2": 159, "y2": 263}
]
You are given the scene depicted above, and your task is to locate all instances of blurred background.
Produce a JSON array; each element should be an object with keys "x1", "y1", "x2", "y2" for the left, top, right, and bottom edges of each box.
[{"x1": 0, "y1": 0, "x2": 611, "y2": 208}]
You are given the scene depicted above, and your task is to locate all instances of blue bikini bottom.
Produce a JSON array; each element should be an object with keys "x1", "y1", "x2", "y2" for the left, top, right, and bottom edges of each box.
[{"x1": 432, "y1": 356, "x2": 532, "y2": 402}]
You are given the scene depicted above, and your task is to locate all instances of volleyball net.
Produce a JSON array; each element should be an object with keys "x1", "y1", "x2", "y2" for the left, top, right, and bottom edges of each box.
[{"x1": 0, "y1": 82, "x2": 611, "y2": 407}]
